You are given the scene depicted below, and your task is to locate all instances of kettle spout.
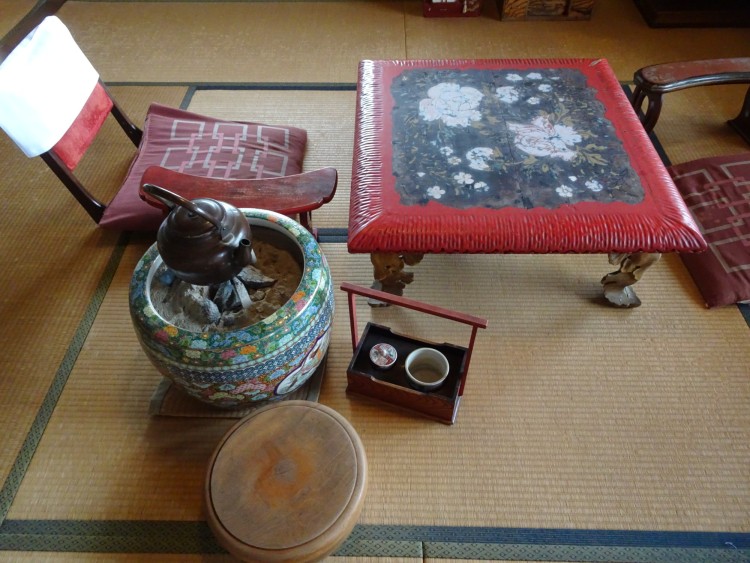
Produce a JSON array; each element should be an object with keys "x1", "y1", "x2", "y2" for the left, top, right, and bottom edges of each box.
[{"x1": 234, "y1": 238, "x2": 257, "y2": 269}]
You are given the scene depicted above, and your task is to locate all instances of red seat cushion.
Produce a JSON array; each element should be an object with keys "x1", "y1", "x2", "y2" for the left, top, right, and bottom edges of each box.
[
  {"x1": 99, "y1": 103, "x2": 307, "y2": 231},
  {"x1": 669, "y1": 153, "x2": 750, "y2": 308}
]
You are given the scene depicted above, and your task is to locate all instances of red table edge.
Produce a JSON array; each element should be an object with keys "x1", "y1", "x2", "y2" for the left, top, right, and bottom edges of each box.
[{"x1": 348, "y1": 58, "x2": 707, "y2": 255}]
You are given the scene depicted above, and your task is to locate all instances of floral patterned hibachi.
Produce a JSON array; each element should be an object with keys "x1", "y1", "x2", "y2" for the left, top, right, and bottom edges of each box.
[{"x1": 391, "y1": 68, "x2": 645, "y2": 210}]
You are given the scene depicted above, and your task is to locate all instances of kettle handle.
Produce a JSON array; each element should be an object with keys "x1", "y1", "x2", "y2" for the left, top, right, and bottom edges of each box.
[{"x1": 141, "y1": 183, "x2": 224, "y2": 234}]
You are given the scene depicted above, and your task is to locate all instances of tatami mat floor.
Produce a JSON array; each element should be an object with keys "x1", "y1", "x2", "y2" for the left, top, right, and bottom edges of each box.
[{"x1": 1, "y1": 0, "x2": 749, "y2": 561}]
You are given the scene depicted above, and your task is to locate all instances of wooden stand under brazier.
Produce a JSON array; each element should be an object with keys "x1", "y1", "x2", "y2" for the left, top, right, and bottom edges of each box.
[{"x1": 341, "y1": 282, "x2": 488, "y2": 424}]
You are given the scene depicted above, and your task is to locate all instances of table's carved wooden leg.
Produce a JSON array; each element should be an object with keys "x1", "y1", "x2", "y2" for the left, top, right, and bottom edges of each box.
[
  {"x1": 369, "y1": 252, "x2": 424, "y2": 306},
  {"x1": 601, "y1": 252, "x2": 661, "y2": 308}
]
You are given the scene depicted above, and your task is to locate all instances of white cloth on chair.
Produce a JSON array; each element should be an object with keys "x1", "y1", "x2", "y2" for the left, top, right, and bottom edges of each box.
[{"x1": 0, "y1": 16, "x2": 98, "y2": 157}]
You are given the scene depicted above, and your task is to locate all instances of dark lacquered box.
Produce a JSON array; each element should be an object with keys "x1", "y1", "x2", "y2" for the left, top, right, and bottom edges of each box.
[{"x1": 341, "y1": 283, "x2": 487, "y2": 424}]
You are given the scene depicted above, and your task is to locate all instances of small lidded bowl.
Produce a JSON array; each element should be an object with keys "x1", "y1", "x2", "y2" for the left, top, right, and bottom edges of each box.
[{"x1": 369, "y1": 343, "x2": 397, "y2": 370}]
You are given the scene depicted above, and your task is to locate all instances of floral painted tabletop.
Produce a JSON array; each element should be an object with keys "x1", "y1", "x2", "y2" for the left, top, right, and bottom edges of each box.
[
  {"x1": 391, "y1": 67, "x2": 644, "y2": 209},
  {"x1": 349, "y1": 59, "x2": 705, "y2": 255}
]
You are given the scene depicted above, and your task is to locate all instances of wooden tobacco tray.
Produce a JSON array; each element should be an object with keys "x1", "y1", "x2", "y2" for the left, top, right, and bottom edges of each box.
[{"x1": 341, "y1": 283, "x2": 488, "y2": 425}]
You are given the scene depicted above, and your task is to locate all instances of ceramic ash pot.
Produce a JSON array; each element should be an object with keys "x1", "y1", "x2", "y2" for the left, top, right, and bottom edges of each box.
[{"x1": 129, "y1": 209, "x2": 334, "y2": 407}]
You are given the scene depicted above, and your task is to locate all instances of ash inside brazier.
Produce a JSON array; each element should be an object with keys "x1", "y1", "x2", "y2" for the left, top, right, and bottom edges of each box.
[{"x1": 150, "y1": 226, "x2": 303, "y2": 332}]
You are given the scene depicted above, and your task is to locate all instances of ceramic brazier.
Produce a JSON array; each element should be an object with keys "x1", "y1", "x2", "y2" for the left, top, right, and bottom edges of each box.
[{"x1": 129, "y1": 209, "x2": 333, "y2": 407}]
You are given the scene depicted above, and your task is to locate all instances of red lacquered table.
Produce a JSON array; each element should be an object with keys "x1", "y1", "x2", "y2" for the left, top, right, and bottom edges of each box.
[{"x1": 348, "y1": 59, "x2": 706, "y2": 307}]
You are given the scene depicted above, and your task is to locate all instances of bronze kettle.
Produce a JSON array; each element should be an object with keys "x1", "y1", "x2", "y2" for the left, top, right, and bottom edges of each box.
[{"x1": 142, "y1": 184, "x2": 256, "y2": 286}]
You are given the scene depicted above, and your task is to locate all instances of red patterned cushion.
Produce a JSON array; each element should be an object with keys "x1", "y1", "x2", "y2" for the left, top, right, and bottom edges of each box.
[
  {"x1": 670, "y1": 153, "x2": 750, "y2": 308},
  {"x1": 99, "y1": 103, "x2": 307, "y2": 231}
]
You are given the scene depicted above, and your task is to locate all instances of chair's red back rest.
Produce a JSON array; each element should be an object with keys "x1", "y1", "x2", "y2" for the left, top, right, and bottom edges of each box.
[{"x1": 50, "y1": 81, "x2": 113, "y2": 170}]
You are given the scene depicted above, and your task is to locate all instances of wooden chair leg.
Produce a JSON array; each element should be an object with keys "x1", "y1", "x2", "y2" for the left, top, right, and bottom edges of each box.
[
  {"x1": 40, "y1": 152, "x2": 106, "y2": 223},
  {"x1": 727, "y1": 85, "x2": 750, "y2": 145},
  {"x1": 630, "y1": 84, "x2": 661, "y2": 133},
  {"x1": 298, "y1": 211, "x2": 313, "y2": 233},
  {"x1": 101, "y1": 81, "x2": 143, "y2": 147},
  {"x1": 630, "y1": 85, "x2": 646, "y2": 113},
  {"x1": 641, "y1": 92, "x2": 663, "y2": 133}
]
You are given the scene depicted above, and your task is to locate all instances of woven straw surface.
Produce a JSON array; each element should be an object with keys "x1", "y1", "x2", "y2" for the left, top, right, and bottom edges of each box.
[
  {"x1": 6, "y1": 242, "x2": 749, "y2": 532},
  {"x1": 48, "y1": 0, "x2": 750, "y2": 83},
  {"x1": 1, "y1": 0, "x2": 749, "y2": 560},
  {"x1": 0, "y1": 82, "x2": 184, "y2": 490}
]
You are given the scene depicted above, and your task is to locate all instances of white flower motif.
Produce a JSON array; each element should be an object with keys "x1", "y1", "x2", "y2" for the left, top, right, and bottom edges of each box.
[
  {"x1": 495, "y1": 86, "x2": 520, "y2": 103},
  {"x1": 527, "y1": 97, "x2": 541, "y2": 105},
  {"x1": 556, "y1": 185, "x2": 574, "y2": 198},
  {"x1": 427, "y1": 186, "x2": 446, "y2": 199},
  {"x1": 447, "y1": 156, "x2": 462, "y2": 165},
  {"x1": 506, "y1": 73, "x2": 523, "y2": 82},
  {"x1": 569, "y1": 175, "x2": 577, "y2": 182},
  {"x1": 527, "y1": 73, "x2": 543, "y2": 80},
  {"x1": 439, "y1": 146, "x2": 454, "y2": 156},
  {"x1": 417, "y1": 172, "x2": 426, "y2": 177},
  {"x1": 538, "y1": 84, "x2": 552, "y2": 92},
  {"x1": 586, "y1": 179, "x2": 604, "y2": 192},
  {"x1": 473, "y1": 181, "x2": 489, "y2": 192},
  {"x1": 507, "y1": 115, "x2": 582, "y2": 161},
  {"x1": 453, "y1": 172, "x2": 474, "y2": 185},
  {"x1": 419, "y1": 82, "x2": 484, "y2": 127},
  {"x1": 466, "y1": 147, "x2": 494, "y2": 171}
]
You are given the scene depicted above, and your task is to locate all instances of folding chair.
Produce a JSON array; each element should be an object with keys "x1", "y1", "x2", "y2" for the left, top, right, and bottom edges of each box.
[{"x1": 0, "y1": 12, "x2": 336, "y2": 232}]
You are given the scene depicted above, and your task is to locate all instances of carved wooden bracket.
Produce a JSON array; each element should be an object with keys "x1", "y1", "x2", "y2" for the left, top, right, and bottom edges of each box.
[{"x1": 601, "y1": 252, "x2": 662, "y2": 308}]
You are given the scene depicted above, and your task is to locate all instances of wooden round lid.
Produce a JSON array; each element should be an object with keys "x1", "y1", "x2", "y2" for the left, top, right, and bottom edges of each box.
[{"x1": 205, "y1": 400, "x2": 367, "y2": 562}]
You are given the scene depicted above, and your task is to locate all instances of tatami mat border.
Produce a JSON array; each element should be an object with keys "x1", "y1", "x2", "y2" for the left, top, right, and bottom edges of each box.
[
  {"x1": 184, "y1": 82, "x2": 357, "y2": 110},
  {"x1": 0, "y1": 520, "x2": 223, "y2": 554},
  {"x1": 103, "y1": 81, "x2": 357, "y2": 111},
  {"x1": 104, "y1": 82, "x2": 357, "y2": 88},
  {"x1": 318, "y1": 227, "x2": 349, "y2": 243},
  {"x1": 740, "y1": 303, "x2": 750, "y2": 324},
  {"x1": 1, "y1": 520, "x2": 749, "y2": 561}
]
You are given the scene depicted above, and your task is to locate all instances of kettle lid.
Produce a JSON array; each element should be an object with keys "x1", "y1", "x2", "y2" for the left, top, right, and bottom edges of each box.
[
  {"x1": 142, "y1": 183, "x2": 237, "y2": 241},
  {"x1": 165, "y1": 197, "x2": 229, "y2": 239}
]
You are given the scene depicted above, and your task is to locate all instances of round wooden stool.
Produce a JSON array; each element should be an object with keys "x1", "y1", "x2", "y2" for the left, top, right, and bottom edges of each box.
[{"x1": 205, "y1": 400, "x2": 367, "y2": 562}]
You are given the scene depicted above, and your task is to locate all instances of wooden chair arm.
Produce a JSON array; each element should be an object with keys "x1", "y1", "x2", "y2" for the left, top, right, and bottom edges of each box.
[
  {"x1": 631, "y1": 58, "x2": 750, "y2": 142},
  {"x1": 140, "y1": 166, "x2": 337, "y2": 216},
  {"x1": 634, "y1": 58, "x2": 750, "y2": 94}
]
